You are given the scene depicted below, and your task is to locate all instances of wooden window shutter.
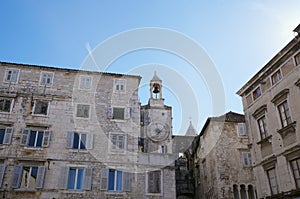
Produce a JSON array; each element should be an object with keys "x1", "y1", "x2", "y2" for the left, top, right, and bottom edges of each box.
[
  {"x1": 20, "y1": 128, "x2": 30, "y2": 146},
  {"x1": 3, "y1": 127, "x2": 13, "y2": 144},
  {"x1": 86, "y1": 134, "x2": 94, "y2": 150},
  {"x1": 42, "y1": 130, "x2": 52, "y2": 147},
  {"x1": 107, "y1": 106, "x2": 113, "y2": 119},
  {"x1": 122, "y1": 172, "x2": 131, "y2": 192},
  {"x1": 100, "y1": 168, "x2": 109, "y2": 190},
  {"x1": 36, "y1": 166, "x2": 46, "y2": 189},
  {"x1": 82, "y1": 168, "x2": 93, "y2": 190},
  {"x1": 66, "y1": 132, "x2": 74, "y2": 148},
  {"x1": 11, "y1": 164, "x2": 23, "y2": 188},
  {"x1": 0, "y1": 164, "x2": 6, "y2": 188},
  {"x1": 59, "y1": 167, "x2": 69, "y2": 189}
]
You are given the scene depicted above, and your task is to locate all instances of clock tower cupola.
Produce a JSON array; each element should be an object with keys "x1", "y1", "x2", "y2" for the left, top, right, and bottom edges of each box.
[{"x1": 149, "y1": 71, "x2": 164, "y2": 107}]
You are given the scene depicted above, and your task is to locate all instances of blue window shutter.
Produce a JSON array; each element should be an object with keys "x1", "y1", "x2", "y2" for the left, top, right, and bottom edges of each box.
[
  {"x1": 100, "y1": 168, "x2": 109, "y2": 190},
  {"x1": 86, "y1": 133, "x2": 94, "y2": 150},
  {"x1": 42, "y1": 130, "x2": 52, "y2": 147},
  {"x1": 0, "y1": 164, "x2": 6, "y2": 188},
  {"x1": 107, "y1": 106, "x2": 113, "y2": 119},
  {"x1": 82, "y1": 168, "x2": 93, "y2": 190},
  {"x1": 59, "y1": 167, "x2": 69, "y2": 189},
  {"x1": 36, "y1": 166, "x2": 46, "y2": 189},
  {"x1": 20, "y1": 128, "x2": 30, "y2": 146},
  {"x1": 11, "y1": 164, "x2": 23, "y2": 188},
  {"x1": 123, "y1": 172, "x2": 131, "y2": 192},
  {"x1": 66, "y1": 132, "x2": 74, "y2": 148},
  {"x1": 3, "y1": 127, "x2": 13, "y2": 144}
]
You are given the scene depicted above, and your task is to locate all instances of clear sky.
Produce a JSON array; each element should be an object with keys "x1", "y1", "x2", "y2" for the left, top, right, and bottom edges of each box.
[{"x1": 0, "y1": 1, "x2": 299, "y2": 134}]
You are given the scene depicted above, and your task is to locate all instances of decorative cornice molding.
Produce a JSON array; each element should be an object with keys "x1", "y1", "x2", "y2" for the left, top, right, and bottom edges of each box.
[
  {"x1": 271, "y1": 89, "x2": 289, "y2": 104},
  {"x1": 252, "y1": 105, "x2": 267, "y2": 119}
]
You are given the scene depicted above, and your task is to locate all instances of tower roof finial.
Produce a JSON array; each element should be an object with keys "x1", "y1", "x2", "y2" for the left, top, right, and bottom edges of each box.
[{"x1": 151, "y1": 70, "x2": 161, "y2": 81}]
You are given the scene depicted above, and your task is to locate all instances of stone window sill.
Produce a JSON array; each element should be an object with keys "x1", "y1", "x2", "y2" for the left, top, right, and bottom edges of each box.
[
  {"x1": 257, "y1": 135, "x2": 272, "y2": 145},
  {"x1": 277, "y1": 121, "x2": 296, "y2": 137}
]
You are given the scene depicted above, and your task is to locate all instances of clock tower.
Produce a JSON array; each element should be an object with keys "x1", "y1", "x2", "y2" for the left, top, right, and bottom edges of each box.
[{"x1": 140, "y1": 71, "x2": 173, "y2": 153}]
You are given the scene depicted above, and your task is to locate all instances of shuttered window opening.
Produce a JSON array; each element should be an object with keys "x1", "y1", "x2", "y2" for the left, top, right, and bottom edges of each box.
[
  {"x1": 59, "y1": 167, "x2": 92, "y2": 190},
  {"x1": 20, "y1": 129, "x2": 52, "y2": 148},
  {"x1": 100, "y1": 168, "x2": 131, "y2": 192},
  {"x1": 0, "y1": 127, "x2": 13, "y2": 145},
  {"x1": 11, "y1": 164, "x2": 46, "y2": 189},
  {"x1": 66, "y1": 132, "x2": 93, "y2": 150},
  {"x1": 147, "y1": 170, "x2": 162, "y2": 194}
]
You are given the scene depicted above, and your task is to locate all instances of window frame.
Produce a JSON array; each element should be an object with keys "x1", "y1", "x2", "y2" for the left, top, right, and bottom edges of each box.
[
  {"x1": 277, "y1": 100, "x2": 292, "y2": 128},
  {"x1": 76, "y1": 104, "x2": 90, "y2": 119},
  {"x1": 66, "y1": 132, "x2": 93, "y2": 150},
  {"x1": 290, "y1": 158, "x2": 300, "y2": 189},
  {"x1": 32, "y1": 100, "x2": 49, "y2": 116},
  {"x1": 20, "y1": 128, "x2": 51, "y2": 148},
  {"x1": 271, "y1": 69, "x2": 282, "y2": 85},
  {"x1": 257, "y1": 115, "x2": 268, "y2": 140},
  {"x1": 0, "y1": 98, "x2": 14, "y2": 113},
  {"x1": 252, "y1": 86, "x2": 262, "y2": 100},
  {"x1": 109, "y1": 133, "x2": 126, "y2": 153},
  {"x1": 39, "y1": 71, "x2": 54, "y2": 86},
  {"x1": 242, "y1": 152, "x2": 252, "y2": 167},
  {"x1": 59, "y1": 166, "x2": 92, "y2": 190},
  {"x1": 146, "y1": 170, "x2": 163, "y2": 195},
  {"x1": 4, "y1": 68, "x2": 20, "y2": 83},
  {"x1": 79, "y1": 75, "x2": 92, "y2": 90},
  {"x1": 114, "y1": 79, "x2": 126, "y2": 93},
  {"x1": 0, "y1": 127, "x2": 13, "y2": 145},
  {"x1": 267, "y1": 167, "x2": 279, "y2": 195},
  {"x1": 237, "y1": 123, "x2": 247, "y2": 136}
]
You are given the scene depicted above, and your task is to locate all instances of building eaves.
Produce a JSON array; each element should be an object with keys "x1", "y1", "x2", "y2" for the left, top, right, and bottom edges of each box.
[
  {"x1": 236, "y1": 36, "x2": 299, "y2": 96},
  {"x1": 0, "y1": 61, "x2": 142, "y2": 80}
]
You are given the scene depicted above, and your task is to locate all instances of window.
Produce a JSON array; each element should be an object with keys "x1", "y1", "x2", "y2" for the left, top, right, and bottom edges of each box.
[
  {"x1": 11, "y1": 164, "x2": 46, "y2": 189},
  {"x1": 295, "y1": 52, "x2": 300, "y2": 66},
  {"x1": 278, "y1": 100, "x2": 292, "y2": 128},
  {"x1": 100, "y1": 168, "x2": 131, "y2": 192},
  {"x1": 109, "y1": 133, "x2": 125, "y2": 153},
  {"x1": 59, "y1": 167, "x2": 92, "y2": 190},
  {"x1": 40, "y1": 72, "x2": 54, "y2": 86},
  {"x1": 0, "y1": 98, "x2": 13, "y2": 113},
  {"x1": 253, "y1": 87, "x2": 261, "y2": 100},
  {"x1": 33, "y1": 100, "x2": 49, "y2": 115},
  {"x1": 242, "y1": 152, "x2": 252, "y2": 167},
  {"x1": 271, "y1": 70, "x2": 282, "y2": 85},
  {"x1": 76, "y1": 104, "x2": 90, "y2": 118},
  {"x1": 147, "y1": 170, "x2": 162, "y2": 194},
  {"x1": 257, "y1": 116, "x2": 268, "y2": 139},
  {"x1": 66, "y1": 132, "x2": 93, "y2": 150},
  {"x1": 267, "y1": 168, "x2": 279, "y2": 195},
  {"x1": 113, "y1": 107, "x2": 124, "y2": 120},
  {"x1": 4, "y1": 69, "x2": 19, "y2": 83},
  {"x1": 107, "y1": 107, "x2": 130, "y2": 120},
  {"x1": 114, "y1": 79, "x2": 126, "y2": 92},
  {"x1": 237, "y1": 123, "x2": 247, "y2": 136},
  {"x1": 0, "y1": 127, "x2": 13, "y2": 145},
  {"x1": 20, "y1": 129, "x2": 51, "y2": 148},
  {"x1": 79, "y1": 76, "x2": 92, "y2": 89},
  {"x1": 290, "y1": 158, "x2": 300, "y2": 188},
  {"x1": 159, "y1": 145, "x2": 167, "y2": 154}
]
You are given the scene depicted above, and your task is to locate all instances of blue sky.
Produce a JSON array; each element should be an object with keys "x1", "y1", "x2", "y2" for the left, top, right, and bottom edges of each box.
[{"x1": 0, "y1": 1, "x2": 299, "y2": 134}]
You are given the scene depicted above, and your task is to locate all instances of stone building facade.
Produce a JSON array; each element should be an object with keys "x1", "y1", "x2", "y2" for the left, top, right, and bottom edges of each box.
[
  {"x1": 188, "y1": 111, "x2": 256, "y2": 199},
  {"x1": 0, "y1": 62, "x2": 176, "y2": 199},
  {"x1": 237, "y1": 25, "x2": 300, "y2": 198}
]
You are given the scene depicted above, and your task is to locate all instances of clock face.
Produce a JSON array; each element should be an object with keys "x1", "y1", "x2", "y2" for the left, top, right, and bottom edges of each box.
[{"x1": 147, "y1": 122, "x2": 169, "y2": 142}]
